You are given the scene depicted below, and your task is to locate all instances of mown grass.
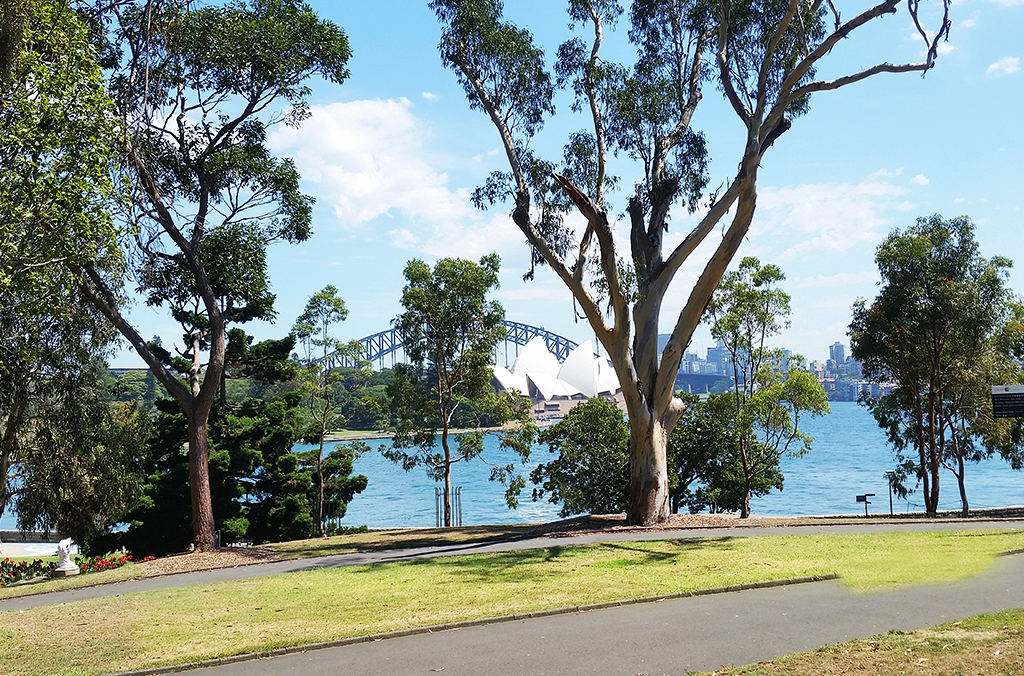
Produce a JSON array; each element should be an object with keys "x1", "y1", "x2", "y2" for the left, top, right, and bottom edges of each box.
[
  {"x1": 702, "y1": 608, "x2": 1024, "y2": 675},
  {"x1": 1, "y1": 529, "x2": 1022, "y2": 676},
  {"x1": 267, "y1": 523, "x2": 541, "y2": 558},
  {"x1": 0, "y1": 563, "x2": 141, "y2": 600},
  {"x1": 262, "y1": 515, "x2": 995, "y2": 560}
]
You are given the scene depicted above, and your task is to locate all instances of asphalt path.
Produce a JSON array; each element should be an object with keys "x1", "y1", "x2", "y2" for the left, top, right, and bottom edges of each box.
[
  {"x1": 7, "y1": 519, "x2": 1024, "y2": 675},
  {"x1": 3, "y1": 519, "x2": 1024, "y2": 612}
]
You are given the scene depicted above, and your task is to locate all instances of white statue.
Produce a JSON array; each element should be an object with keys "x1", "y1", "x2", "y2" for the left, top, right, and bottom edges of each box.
[
  {"x1": 51, "y1": 538, "x2": 80, "y2": 577},
  {"x1": 56, "y1": 538, "x2": 74, "y2": 567}
]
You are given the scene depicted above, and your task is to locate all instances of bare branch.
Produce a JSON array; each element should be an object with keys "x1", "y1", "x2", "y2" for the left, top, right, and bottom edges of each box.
[
  {"x1": 716, "y1": 0, "x2": 751, "y2": 123},
  {"x1": 754, "y1": 0, "x2": 802, "y2": 121},
  {"x1": 77, "y1": 263, "x2": 190, "y2": 405}
]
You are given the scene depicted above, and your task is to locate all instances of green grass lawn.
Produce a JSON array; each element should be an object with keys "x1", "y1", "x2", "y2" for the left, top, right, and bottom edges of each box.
[{"x1": 1, "y1": 529, "x2": 1022, "y2": 676}]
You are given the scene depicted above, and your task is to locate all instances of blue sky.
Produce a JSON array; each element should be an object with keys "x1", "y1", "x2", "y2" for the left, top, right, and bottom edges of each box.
[{"x1": 117, "y1": 0, "x2": 1023, "y2": 368}]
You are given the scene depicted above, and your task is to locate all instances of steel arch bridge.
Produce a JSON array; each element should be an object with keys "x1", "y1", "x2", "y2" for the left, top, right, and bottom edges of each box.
[{"x1": 318, "y1": 320, "x2": 580, "y2": 371}]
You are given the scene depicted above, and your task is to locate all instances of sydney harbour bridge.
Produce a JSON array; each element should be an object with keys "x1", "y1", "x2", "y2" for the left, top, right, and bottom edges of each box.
[
  {"x1": 319, "y1": 320, "x2": 726, "y2": 393},
  {"x1": 319, "y1": 320, "x2": 581, "y2": 371}
]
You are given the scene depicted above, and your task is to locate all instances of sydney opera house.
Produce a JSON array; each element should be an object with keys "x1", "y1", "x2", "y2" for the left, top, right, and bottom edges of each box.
[{"x1": 491, "y1": 337, "x2": 624, "y2": 420}]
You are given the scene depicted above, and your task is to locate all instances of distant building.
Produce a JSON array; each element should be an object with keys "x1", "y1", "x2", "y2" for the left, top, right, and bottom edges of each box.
[{"x1": 491, "y1": 337, "x2": 622, "y2": 419}]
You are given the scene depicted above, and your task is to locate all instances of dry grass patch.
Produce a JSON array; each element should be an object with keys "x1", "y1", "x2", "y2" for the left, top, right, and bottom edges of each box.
[{"x1": 703, "y1": 608, "x2": 1024, "y2": 675}]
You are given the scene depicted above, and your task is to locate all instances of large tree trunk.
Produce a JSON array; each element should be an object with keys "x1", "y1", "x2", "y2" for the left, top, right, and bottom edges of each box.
[
  {"x1": 626, "y1": 414, "x2": 669, "y2": 525},
  {"x1": 186, "y1": 411, "x2": 216, "y2": 551}
]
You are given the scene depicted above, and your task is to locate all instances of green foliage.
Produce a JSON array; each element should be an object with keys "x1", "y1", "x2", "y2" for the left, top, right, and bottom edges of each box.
[
  {"x1": 110, "y1": 375, "x2": 369, "y2": 555},
  {"x1": 385, "y1": 254, "x2": 535, "y2": 525},
  {"x1": 850, "y1": 215, "x2": 1021, "y2": 515},
  {"x1": 76, "y1": 0, "x2": 353, "y2": 549},
  {"x1": 292, "y1": 285, "x2": 367, "y2": 537},
  {"x1": 668, "y1": 392, "x2": 739, "y2": 513},
  {"x1": 13, "y1": 392, "x2": 151, "y2": 555},
  {"x1": 532, "y1": 397, "x2": 630, "y2": 517},
  {"x1": 703, "y1": 257, "x2": 829, "y2": 516},
  {"x1": 0, "y1": 0, "x2": 121, "y2": 326},
  {"x1": 1, "y1": 9, "x2": 137, "y2": 544}
]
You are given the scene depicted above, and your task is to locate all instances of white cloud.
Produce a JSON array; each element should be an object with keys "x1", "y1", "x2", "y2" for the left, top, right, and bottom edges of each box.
[
  {"x1": 421, "y1": 91, "x2": 439, "y2": 101},
  {"x1": 960, "y1": 11, "x2": 980, "y2": 27},
  {"x1": 472, "y1": 147, "x2": 502, "y2": 163},
  {"x1": 990, "y1": 0, "x2": 1024, "y2": 6},
  {"x1": 954, "y1": 197, "x2": 967, "y2": 204},
  {"x1": 911, "y1": 174, "x2": 930, "y2": 185},
  {"x1": 750, "y1": 181, "x2": 910, "y2": 261},
  {"x1": 269, "y1": 98, "x2": 477, "y2": 227},
  {"x1": 987, "y1": 56, "x2": 1021, "y2": 77},
  {"x1": 869, "y1": 167, "x2": 904, "y2": 179},
  {"x1": 936, "y1": 42, "x2": 956, "y2": 55},
  {"x1": 386, "y1": 211, "x2": 527, "y2": 261},
  {"x1": 788, "y1": 271, "x2": 879, "y2": 290}
]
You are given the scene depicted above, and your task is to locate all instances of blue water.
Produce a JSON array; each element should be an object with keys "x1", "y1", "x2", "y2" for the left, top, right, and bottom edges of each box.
[{"x1": 6, "y1": 402, "x2": 1021, "y2": 531}]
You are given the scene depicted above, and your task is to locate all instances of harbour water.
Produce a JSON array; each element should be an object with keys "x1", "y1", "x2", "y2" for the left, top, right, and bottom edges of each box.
[
  {"x1": 4, "y1": 402, "x2": 1021, "y2": 532},
  {"x1": 333, "y1": 401, "x2": 1024, "y2": 527}
]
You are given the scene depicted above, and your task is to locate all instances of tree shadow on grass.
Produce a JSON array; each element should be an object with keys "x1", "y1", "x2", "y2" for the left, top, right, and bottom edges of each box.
[{"x1": 382, "y1": 537, "x2": 745, "y2": 585}]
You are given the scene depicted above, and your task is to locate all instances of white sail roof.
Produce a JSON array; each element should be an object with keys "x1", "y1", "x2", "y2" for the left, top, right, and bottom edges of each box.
[
  {"x1": 491, "y1": 365, "x2": 528, "y2": 395},
  {"x1": 526, "y1": 372, "x2": 583, "y2": 400},
  {"x1": 558, "y1": 340, "x2": 599, "y2": 397},
  {"x1": 511, "y1": 336, "x2": 562, "y2": 378}
]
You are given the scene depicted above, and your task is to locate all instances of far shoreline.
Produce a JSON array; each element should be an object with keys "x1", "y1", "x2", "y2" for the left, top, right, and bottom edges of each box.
[{"x1": 324, "y1": 422, "x2": 552, "y2": 443}]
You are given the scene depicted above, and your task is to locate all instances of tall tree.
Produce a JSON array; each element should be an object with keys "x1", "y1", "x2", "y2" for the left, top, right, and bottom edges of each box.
[
  {"x1": 13, "y1": 370, "x2": 151, "y2": 555},
  {"x1": 0, "y1": 0, "x2": 131, "y2": 548},
  {"x1": 703, "y1": 258, "x2": 828, "y2": 517},
  {"x1": 850, "y1": 215, "x2": 1018, "y2": 516},
  {"x1": 293, "y1": 285, "x2": 364, "y2": 537},
  {"x1": 76, "y1": 0, "x2": 351, "y2": 550},
  {"x1": 431, "y1": 0, "x2": 951, "y2": 525},
  {"x1": 384, "y1": 254, "x2": 534, "y2": 527}
]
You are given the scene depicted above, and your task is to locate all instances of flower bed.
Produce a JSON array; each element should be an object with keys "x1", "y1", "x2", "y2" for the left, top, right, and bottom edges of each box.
[
  {"x1": 0, "y1": 552, "x2": 153, "y2": 586},
  {"x1": 0, "y1": 558, "x2": 53, "y2": 585}
]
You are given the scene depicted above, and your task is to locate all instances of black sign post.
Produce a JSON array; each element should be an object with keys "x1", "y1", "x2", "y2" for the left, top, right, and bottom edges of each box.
[{"x1": 992, "y1": 386, "x2": 1024, "y2": 419}]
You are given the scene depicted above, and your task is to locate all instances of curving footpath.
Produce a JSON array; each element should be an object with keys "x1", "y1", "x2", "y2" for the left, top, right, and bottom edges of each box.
[{"x1": 5, "y1": 519, "x2": 1024, "y2": 675}]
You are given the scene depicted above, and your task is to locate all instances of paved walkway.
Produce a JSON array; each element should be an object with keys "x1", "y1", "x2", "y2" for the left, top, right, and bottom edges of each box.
[{"x1": 6, "y1": 520, "x2": 1024, "y2": 674}]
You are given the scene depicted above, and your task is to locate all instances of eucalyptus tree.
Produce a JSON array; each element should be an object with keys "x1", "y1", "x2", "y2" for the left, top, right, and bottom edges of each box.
[
  {"x1": 431, "y1": 0, "x2": 952, "y2": 525},
  {"x1": 385, "y1": 254, "x2": 534, "y2": 527},
  {"x1": 76, "y1": 0, "x2": 352, "y2": 550},
  {"x1": 850, "y1": 215, "x2": 1019, "y2": 516},
  {"x1": 704, "y1": 257, "x2": 828, "y2": 517},
  {"x1": 293, "y1": 285, "x2": 364, "y2": 536}
]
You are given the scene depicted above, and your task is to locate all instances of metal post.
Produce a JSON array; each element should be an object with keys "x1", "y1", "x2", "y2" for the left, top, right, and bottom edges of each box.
[{"x1": 435, "y1": 487, "x2": 442, "y2": 528}]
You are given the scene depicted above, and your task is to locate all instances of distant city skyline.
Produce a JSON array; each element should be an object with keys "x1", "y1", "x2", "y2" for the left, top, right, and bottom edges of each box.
[{"x1": 113, "y1": 0, "x2": 1023, "y2": 370}]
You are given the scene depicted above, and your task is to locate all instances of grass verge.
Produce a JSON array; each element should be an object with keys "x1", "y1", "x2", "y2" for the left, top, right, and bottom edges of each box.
[
  {"x1": 267, "y1": 523, "x2": 540, "y2": 558},
  {"x1": 0, "y1": 564, "x2": 141, "y2": 600},
  {"x1": 0, "y1": 529, "x2": 1022, "y2": 675},
  {"x1": 701, "y1": 607, "x2": 1024, "y2": 675}
]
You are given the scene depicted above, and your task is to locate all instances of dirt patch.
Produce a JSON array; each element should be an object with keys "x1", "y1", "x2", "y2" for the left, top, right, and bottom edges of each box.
[
  {"x1": 527, "y1": 512, "x2": 790, "y2": 537},
  {"x1": 135, "y1": 546, "x2": 280, "y2": 577}
]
